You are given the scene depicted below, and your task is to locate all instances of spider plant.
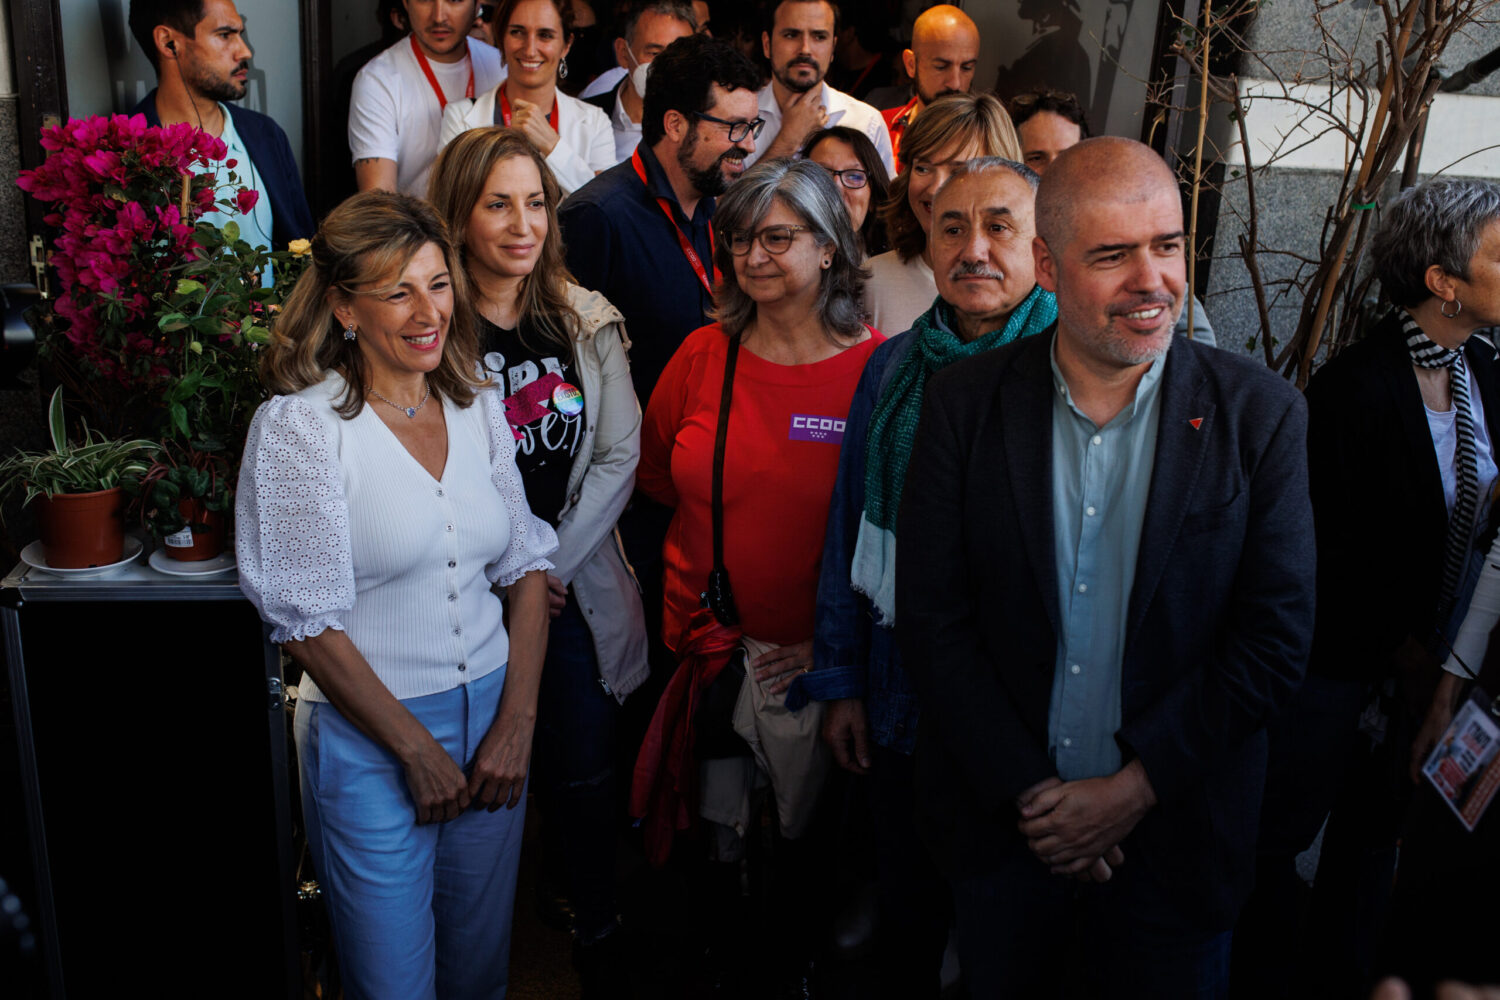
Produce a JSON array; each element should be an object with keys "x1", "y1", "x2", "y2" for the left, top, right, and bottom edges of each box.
[{"x1": 0, "y1": 387, "x2": 159, "y2": 508}]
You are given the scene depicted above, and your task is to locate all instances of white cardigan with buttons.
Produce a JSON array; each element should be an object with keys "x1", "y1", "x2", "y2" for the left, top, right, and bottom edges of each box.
[{"x1": 235, "y1": 372, "x2": 558, "y2": 702}]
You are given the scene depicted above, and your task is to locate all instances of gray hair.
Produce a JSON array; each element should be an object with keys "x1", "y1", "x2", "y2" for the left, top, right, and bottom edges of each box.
[
  {"x1": 712, "y1": 157, "x2": 870, "y2": 340},
  {"x1": 1372, "y1": 177, "x2": 1500, "y2": 308},
  {"x1": 939, "y1": 156, "x2": 1039, "y2": 197},
  {"x1": 623, "y1": 1, "x2": 696, "y2": 45}
]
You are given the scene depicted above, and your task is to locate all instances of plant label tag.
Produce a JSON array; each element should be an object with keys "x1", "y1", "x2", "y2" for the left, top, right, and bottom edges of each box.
[
  {"x1": 164, "y1": 528, "x2": 195, "y2": 548},
  {"x1": 1422, "y1": 688, "x2": 1500, "y2": 832}
]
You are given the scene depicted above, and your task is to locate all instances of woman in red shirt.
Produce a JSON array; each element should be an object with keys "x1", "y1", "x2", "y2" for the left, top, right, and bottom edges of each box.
[
  {"x1": 640, "y1": 157, "x2": 883, "y2": 662},
  {"x1": 633, "y1": 156, "x2": 883, "y2": 984}
]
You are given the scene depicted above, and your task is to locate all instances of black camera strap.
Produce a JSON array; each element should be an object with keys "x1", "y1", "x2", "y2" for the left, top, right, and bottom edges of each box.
[{"x1": 705, "y1": 332, "x2": 742, "y2": 625}]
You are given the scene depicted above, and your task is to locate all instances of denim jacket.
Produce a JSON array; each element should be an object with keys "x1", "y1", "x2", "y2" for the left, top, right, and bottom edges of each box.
[{"x1": 787, "y1": 332, "x2": 920, "y2": 753}]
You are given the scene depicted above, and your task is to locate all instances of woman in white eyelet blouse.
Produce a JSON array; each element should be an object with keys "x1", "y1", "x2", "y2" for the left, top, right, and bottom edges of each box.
[{"x1": 236, "y1": 190, "x2": 556, "y2": 999}]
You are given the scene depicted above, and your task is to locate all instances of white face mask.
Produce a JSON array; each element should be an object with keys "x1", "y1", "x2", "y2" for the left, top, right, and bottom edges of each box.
[
  {"x1": 624, "y1": 46, "x2": 652, "y2": 98},
  {"x1": 631, "y1": 59, "x2": 652, "y2": 98}
]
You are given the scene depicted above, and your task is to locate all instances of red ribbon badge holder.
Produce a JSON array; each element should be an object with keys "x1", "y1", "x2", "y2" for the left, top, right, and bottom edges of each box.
[
  {"x1": 631, "y1": 148, "x2": 717, "y2": 297},
  {"x1": 411, "y1": 35, "x2": 474, "y2": 110}
]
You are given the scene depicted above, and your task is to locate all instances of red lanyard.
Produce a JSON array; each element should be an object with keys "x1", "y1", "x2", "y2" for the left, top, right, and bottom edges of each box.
[
  {"x1": 499, "y1": 88, "x2": 560, "y2": 131},
  {"x1": 632, "y1": 148, "x2": 718, "y2": 297},
  {"x1": 410, "y1": 35, "x2": 474, "y2": 111}
]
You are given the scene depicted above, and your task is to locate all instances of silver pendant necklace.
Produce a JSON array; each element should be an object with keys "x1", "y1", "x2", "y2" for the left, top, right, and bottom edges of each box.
[{"x1": 368, "y1": 379, "x2": 431, "y2": 419}]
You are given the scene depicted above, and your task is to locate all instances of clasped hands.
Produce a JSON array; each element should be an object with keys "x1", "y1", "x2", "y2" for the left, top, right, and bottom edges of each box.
[
  {"x1": 402, "y1": 713, "x2": 534, "y2": 824},
  {"x1": 1015, "y1": 758, "x2": 1157, "y2": 884}
]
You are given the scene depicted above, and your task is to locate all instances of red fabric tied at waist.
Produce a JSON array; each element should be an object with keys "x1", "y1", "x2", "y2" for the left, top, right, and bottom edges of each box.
[{"x1": 629, "y1": 608, "x2": 742, "y2": 867}]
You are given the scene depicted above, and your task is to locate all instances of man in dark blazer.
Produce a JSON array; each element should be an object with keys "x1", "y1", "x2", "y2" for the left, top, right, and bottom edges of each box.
[
  {"x1": 896, "y1": 137, "x2": 1315, "y2": 997},
  {"x1": 129, "y1": 0, "x2": 314, "y2": 250}
]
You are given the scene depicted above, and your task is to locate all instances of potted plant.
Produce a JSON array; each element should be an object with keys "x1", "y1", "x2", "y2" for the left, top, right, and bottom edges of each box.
[
  {"x1": 130, "y1": 446, "x2": 233, "y2": 561},
  {"x1": 0, "y1": 387, "x2": 158, "y2": 567},
  {"x1": 15, "y1": 114, "x2": 315, "y2": 564}
]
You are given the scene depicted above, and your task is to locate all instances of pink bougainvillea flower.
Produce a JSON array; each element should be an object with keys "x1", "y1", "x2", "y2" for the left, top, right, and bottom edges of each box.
[{"x1": 14, "y1": 112, "x2": 262, "y2": 390}]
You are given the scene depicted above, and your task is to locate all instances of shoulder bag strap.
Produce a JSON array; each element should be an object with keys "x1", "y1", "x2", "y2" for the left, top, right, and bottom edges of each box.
[{"x1": 704, "y1": 332, "x2": 742, "y2": 625}]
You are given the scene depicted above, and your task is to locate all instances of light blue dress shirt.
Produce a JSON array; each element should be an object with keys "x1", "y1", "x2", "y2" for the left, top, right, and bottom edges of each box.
[
  {"x1": 1047, "y1": 336, "x2": 1166, "y2": 781},
  {"x1": 204, "y1": 103, "x2": 275, "y2": 285}
]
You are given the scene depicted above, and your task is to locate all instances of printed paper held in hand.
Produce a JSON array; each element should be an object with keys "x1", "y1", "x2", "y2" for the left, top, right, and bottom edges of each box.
[{"x1": 1423, "y1": 689, "x2": 1500, "y2": 832}]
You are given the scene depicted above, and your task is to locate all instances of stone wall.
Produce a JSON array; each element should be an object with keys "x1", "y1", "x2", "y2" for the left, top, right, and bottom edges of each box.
[{"x1": 1197, "y1": 1, "x2": 1500, "y2": 365}]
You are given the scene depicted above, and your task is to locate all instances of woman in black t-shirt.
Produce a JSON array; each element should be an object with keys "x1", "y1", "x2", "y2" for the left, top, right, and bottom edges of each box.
[{"x1": 430, "y1": 126, "x2": 647, "y2": 985}]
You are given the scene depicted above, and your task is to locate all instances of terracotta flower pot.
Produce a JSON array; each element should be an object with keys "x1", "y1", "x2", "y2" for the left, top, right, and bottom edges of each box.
[
  {"x1": 161, "y1": 499, "x2": 227, "y2": 561},
  {"x1": 34, "y1": 487, "x2": 126, "y2": 568}
]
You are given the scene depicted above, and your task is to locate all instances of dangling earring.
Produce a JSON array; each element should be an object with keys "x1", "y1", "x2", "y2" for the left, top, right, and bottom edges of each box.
[
  {"x1": 1442, "y1": 298, "x2": 1463, "y2": 319},
  {"x1": 558, "y1": 56, "x2": 569, "y2": 80},
  {"x1": 344, "y1": 324, "x2": 358, "y2": 341}
]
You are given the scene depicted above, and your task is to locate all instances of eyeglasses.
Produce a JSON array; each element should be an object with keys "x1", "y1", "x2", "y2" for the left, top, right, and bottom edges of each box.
[
  {"x1": 476, "y1": 3, "x2": 496, "y2": 22},
  {"x1": 692, "y1": 111, "x2": 766, "y2": 144},
  {"x1": 726, "y1": 225, "x2": 812, "y2": 256},
  {"x1": 822, "y1": 167, "x2": 867, "y2": 190}
]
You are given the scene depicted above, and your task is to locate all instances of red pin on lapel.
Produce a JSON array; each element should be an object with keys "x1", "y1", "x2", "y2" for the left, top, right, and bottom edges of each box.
[{"x1": 1189, "y1": 418, "x2": 1203, "y2": 430}]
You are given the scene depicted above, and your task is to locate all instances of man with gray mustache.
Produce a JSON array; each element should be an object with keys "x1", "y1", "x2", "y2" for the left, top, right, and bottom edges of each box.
[
  {"x1": 896, "y1": 138, "x2": 1315, "y2": 995},
  {"x1": 792, "y1": 156, "x2": 1057, "y2": 998}
]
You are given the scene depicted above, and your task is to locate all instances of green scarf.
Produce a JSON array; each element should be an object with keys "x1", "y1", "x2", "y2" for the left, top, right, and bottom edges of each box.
[{"x1": 850, "y1": 285, "x2": 1057, "y2": 623}]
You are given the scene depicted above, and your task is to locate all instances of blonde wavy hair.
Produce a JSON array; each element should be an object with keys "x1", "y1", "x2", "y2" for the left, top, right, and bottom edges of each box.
[
  {"x1": 882, "y1": 93, "x2": 1022, "y2": 263},
  {"x1": 261, "y1": 190, "x2": 486, "y2": 417}
]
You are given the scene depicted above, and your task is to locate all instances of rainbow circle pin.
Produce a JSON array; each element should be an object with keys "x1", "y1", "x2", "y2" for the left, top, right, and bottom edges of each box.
[{"x1": 552, "y1": 382, "x2": 583, "y2": 416}]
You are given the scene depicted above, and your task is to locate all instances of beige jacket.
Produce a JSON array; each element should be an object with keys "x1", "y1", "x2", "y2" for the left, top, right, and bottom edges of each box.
[{"x1": 550, "y1": 284, "x2": 649, "y2": 701}]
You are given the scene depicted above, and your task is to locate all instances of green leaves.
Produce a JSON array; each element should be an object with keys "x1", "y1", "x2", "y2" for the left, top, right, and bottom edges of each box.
[
  {"x1": 128, "y1": 444, "x2": 233, "y2": 538},
  {"x1": 0, "y1": 388, "x2": 159, "y2": 508},
  {"x1": 46, "y1": 386, "x2": 66, "y2": 454}
]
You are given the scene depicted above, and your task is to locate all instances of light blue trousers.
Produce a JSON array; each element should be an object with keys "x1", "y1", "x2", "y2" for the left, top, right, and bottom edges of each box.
[{"x1": 294, "y1": 666, "x2": 526, "y2": 1000}]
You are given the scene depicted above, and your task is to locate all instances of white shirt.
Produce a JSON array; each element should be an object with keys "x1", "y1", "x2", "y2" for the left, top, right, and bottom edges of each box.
[
  {"x1": 1425, "y1": 365, "x2": 1498, "y2": 517},
  {"x1": 206, "y1": 104, "x2": 274, "y2": 252},
  {"x1": 865, "y1": 250, "x2": 936, "y2": 337},
  {"x1": 205, "y1": 104, "x2": 276, "y2": 286},
  {"x1": 747, "y1": 81, "x2": 896, "y2": 178},
  {"x1": 579, "y1": 66, "x2": 626, "y2": 100},
  {"x1": 606, "y1": 83, "x2": 643, "y2": 163},
  {"x1": 349, "y1": 37, "x2": 506, "y2": 197},
  {"x1": 235, "y1": 374, "x2": 557, "y2": 702},
  {"x1": 440, "y1": 86, "x2": 614, "y2": 196}
]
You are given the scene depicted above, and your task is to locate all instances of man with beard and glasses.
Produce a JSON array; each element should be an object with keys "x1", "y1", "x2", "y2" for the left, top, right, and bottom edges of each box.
[
  {"x1": 882, "y1": 4, "x2": 980, "y2": 170},
  {"x1": 559, "y1": 34, "x2": 761, "y2": 797},
  {"x1": 129, "y1": 0, "x2": 312, "y2": 252},
  {"x1": 746, "y1": 0, "x2": 895, "y2": 177},
  {"x1": 349, "y1": 0, "x2": 505, "y2": 196},
  {"x1": 560, "y1": 32, "x2": 760, "y2": 410},
  {"x1": 898, "y1": 138, "x2": 1314, "y2": 997}
]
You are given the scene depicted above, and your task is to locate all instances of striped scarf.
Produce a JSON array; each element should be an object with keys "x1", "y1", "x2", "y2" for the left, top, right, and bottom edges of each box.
[
  {"x1": 1403, "y1": 312, "x2": 1479, "y2": 620},
  {"x1": 851, "y1": 286, "x2": 1057, "y2": 624}
]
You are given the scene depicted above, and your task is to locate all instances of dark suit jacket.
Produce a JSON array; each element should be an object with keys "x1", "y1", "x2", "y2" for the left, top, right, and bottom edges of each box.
[
  {"x1": 896, "y1": 332, "x2": 1316, "y2": 929},
  {"x1": 133, "y1": 90, "x2": 315, "y2": 250},
  {"x1": 582, "y1": 86, "x2": 619, "y2": 116},
  {"x1": 1305, "y1": 311, "x2": 1500, "y2": 682}
]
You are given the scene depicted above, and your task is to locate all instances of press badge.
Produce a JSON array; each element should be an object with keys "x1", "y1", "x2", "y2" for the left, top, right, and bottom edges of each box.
[{"x1": 1422, "y1": 689, "x2": 1500, "y2": 831}]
